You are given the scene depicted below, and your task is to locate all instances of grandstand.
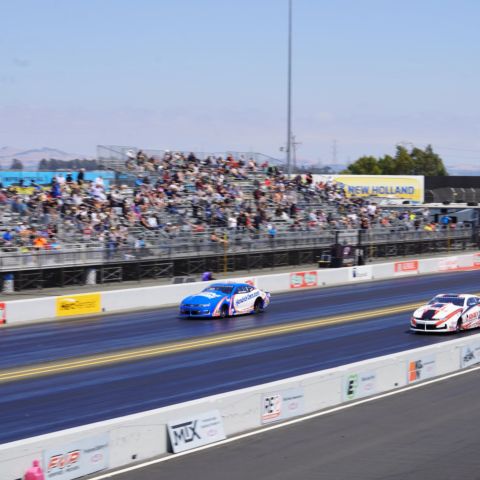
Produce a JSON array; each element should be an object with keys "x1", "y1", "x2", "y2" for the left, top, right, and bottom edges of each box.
[{"x1": 0, "y1": 145, "x2": 478, "y2": 291}]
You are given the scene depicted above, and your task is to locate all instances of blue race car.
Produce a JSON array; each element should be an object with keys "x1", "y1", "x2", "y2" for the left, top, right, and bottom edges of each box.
[{"x1": 180, "y1": 282, "x2": 271, "y2": 318}]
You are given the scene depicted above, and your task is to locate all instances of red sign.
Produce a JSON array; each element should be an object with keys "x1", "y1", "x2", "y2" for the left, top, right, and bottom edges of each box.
[
  {"x1": 394, "y1": 260, "x2": 418, "y2": 274},
  {"x1": 290, "y1": 271, "x2": 318, "y2": 289},
  {"x1": 0, "y1": 302, "x2": 5, "y2": 324},
  {"x1": 474, "y1": 253, "x2": 480, "y2": 267}
]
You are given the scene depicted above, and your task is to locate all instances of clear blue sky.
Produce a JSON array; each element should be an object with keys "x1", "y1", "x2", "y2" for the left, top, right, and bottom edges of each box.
[{"x1": 1, "y1": 0, "x2": 480, "y2": 167}]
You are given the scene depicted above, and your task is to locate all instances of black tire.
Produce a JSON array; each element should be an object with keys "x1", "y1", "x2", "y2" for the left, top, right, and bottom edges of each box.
[
  {"x1": 254, "y1": 298, "x2": 263, "y2": 314},
  {"x1": 220, "y1": 304, "x2": 229, "y2": 319}
]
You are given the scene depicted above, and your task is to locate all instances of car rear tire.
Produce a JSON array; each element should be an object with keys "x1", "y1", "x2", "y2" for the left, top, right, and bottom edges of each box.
[
  {"x1": 220, "y1": 304, "x2": 229, "y2": 319},
  {"x1": 254, "y1": 298, "x2": 263, "y2": 314}
]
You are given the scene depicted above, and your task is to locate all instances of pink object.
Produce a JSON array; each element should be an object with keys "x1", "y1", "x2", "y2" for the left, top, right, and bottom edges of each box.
[{"x1": 24, "y1": 459, "x2": 45, "y2": 480}]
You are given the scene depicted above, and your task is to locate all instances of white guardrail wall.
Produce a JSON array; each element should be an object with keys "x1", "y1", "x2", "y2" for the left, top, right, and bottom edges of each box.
[
  {"x1": 1, "y1": 252, "x2": 480, "y2": 479},
  {"x1": 2, "y1": 252, "x2": 480, "y2": 326}
]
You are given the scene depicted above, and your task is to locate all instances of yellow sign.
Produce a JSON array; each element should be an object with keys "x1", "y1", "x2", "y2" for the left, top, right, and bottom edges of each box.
[
  {"x1": 313, "y1": 175, "x2": 424, "y2": 203},
  {"x1": 56, "y1": 293, "x2": 102, "y2": 317}
]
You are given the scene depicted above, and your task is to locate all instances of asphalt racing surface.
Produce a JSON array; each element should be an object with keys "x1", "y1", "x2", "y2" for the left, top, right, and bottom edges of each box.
[
  {"x1": 103, "y1": 367, "x2": 480, "y2": 480},
  {"x1": 2, "y1": 270, "x2": 480, "y2": 443}
]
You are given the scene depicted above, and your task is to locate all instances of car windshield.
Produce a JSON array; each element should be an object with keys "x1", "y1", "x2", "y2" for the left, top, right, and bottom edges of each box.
[
  {"x1": 429, "y1": 296, "x2": 465, "y2": 307},
  {"x1": 203, "y1": 286, "x2": 234, "y2": 294}
]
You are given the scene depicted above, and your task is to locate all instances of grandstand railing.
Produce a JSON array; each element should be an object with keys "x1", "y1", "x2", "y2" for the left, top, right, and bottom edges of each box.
[
  {"x1": 0, "y1": 226, "x2": 475, "y2": 272},
  {"x1": 96, "y1": 145, "x2": 284, "y2": 170}
]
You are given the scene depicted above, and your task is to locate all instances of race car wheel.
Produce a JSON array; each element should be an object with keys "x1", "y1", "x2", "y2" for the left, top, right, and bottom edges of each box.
[
  {"x1": 254, "y1": 298, "x2": 263, "y2": 314},
  {"x1": 220, "y1": 305, "x2": 229, "y2": 319},
  {"x1": 456, "y1": 319, "x2": 463, "y2": 332}
]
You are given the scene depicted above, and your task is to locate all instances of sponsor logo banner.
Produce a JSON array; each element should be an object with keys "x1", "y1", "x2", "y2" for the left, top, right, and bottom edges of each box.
[
  {"x1": 461, "y1": 341, "x2": 480, "y2": 368},
  {"x1": 290, "y1": 271, "x2": 318, "y2": 289},
  {"x1": 408, "y1": 355, "x2": 436, "y2": 383},
  {"x1": 438, "y1": 257, "x2": 458, "y2": 272},
  {"x1": 348, "y1": 266, "x2": 372, "y2": 281},
  {"x1": 43, "y1": 434, "x2": 109, "y2": 480},
  {"x1": 343, "y1": 371, "x2": 377, "y2": 401},
  {"x1": 394, "y1": 260, "x2": 418, "y2": 275},
  {"x1": 261, "y1": 388, "x2": 305, "y2": 424},
  {"x1": 0, "y1": 302, "x2": 5, "y2": 324},
  {"x1": 168, "y1": 410, "x2": 226, "y2": 453},
  {"x1": 56, "y1": 293, "x2": 101, "y2": 317},
  {"x1": 474, "y1": 253, "x2": 480, "y2": 267},
  {"x1": 313, "y1": 175, "x2": 424, "y2": 203}
]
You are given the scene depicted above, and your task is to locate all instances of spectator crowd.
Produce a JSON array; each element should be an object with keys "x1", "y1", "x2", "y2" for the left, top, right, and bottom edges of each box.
[{"x1": 0, "y1": 149, "x2": 464, "y2": 254}]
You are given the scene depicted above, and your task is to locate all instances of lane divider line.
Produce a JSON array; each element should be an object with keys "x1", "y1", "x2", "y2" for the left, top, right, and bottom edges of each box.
[{"x1": 0, "y1": 300, "x2": 425, "y2": 383}]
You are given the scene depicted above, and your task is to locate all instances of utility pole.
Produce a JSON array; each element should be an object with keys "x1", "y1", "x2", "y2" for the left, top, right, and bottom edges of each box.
[
  {"x1": 292, "y1": 134, "x2": 302, "y2": 172},
  {"x1": 286, "y1": 0, "x2": 293, "y2": 176},
  {"x1": 332, "y1": 139, "x2": 338, "y2": 165}
]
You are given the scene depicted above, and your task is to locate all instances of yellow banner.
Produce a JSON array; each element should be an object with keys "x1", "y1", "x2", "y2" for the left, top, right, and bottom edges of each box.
[
  {"x1": 56, "y1": 293, "x2": 102, "y2": 317},
  {"x1": 315, "y1": 175, "x2": 424, "y2": 203}
]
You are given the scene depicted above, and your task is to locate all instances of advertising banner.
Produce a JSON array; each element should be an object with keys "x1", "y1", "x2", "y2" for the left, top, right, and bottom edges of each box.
[
  {"x1": 43, "y1": 434, "x2": 109, "y2": 480},
  {"x1": 348, "y1": 265, "x2": 372, "y2": 281},
  {"x1": 290, "y1": 271, "x2": 318, "y2": 289},
  {"x1": 0, "y1": 302, "x2": 5, "y2": 324},
  {"x1": 407, "y1": 355, "x2": 436, "y2": 383},
  {"x1": 167, "y1": 410, "x2": 226, "y2": 453},
  {"x1": 437, "y1": 257, "x2": 458, "y2": 272},
  {"x1": 261, "y1": 387, "x2": 305, "y2": 424},
  {"x1": 474, "y1": 253, "x2": 480, "y2": 268},
  {"x1": 343, "y1": 371, "x2": 377, "y2": 401},
  {"x1": 460, "y1": 341, "x2": 480, "y2": 368},
  {"x1": 313, "y1": 175, "x2": 424, "y2": 203},
  {"x1": 394, "y1": 260, "x2": 418, "y2": 275},
  {"x1": 56, "y1": 293, "x2": 102, "y2": 317}
]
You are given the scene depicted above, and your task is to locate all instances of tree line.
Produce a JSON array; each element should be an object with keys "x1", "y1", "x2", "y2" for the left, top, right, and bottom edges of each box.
[
  {"x1": 7, "y1": 158, "x2": 106, "y2": 171},
  {"x1": 341, "y1": 145, "x2": 448, "y2": 176}
]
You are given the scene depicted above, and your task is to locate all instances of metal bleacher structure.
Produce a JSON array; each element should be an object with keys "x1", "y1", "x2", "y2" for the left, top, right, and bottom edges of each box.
[{"x1": 0, "y1": 146, "x2": 478, "y2": 291}]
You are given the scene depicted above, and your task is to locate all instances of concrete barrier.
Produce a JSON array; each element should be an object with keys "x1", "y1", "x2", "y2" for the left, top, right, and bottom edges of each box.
[
  {"x1": 1, "y1": 331, "x2": 479, "y2": 479},
  {"x1": 1, "y1": 252, "x2": 479, "y2": 326}
]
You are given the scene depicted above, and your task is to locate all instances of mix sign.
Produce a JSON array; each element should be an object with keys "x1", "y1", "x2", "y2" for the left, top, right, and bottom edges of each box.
[
  {"x1": 167, "y1": 410, "x2": 226, "y2": 453},
  {"x1": 43, "y1": 434, "x2": 109, "y2": 480}
]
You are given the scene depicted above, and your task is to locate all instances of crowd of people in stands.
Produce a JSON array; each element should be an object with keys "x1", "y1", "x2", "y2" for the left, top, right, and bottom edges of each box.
[{"x1": 0, "y1": 149, "x2": 460, "y2": 253}]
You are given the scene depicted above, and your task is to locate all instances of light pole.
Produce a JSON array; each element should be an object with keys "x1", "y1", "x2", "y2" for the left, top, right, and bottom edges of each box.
[{"x1": 286, "y1": 0, "x2": 293, "y2": 176}]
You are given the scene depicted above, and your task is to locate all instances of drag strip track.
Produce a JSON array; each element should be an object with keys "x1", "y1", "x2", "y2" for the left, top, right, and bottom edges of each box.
[{"x1": 1, "y1": 270, "x2": 480, "y2": 443}]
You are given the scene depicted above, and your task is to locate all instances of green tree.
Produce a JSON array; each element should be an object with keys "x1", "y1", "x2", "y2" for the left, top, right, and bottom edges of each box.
[
  {"x1": 342, "y1": 145, "x2": 448, "y2": 176},
  {"x1": 377, "y1": 154, "x2": 395, "y2": 174},
  {"x1": 341, "y1": 156, "x2": 381, "y2": 175},
  {"x1": 411, "y1": 145, "x2": 448, "y2": 176}
]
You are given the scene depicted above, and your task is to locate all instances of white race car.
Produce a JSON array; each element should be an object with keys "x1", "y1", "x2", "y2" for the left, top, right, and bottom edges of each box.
[{"x1": 411, "y1": 293, "x2": 480, "y2": 333}]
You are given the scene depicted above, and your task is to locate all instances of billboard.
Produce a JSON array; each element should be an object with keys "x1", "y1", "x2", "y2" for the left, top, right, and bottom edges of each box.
[
  {"x1": 394, "y1": 260, "x2": 419, "y2": 275},
  {"x1": 313, "y1": 175, "x2": 424, "y2": 203},
  {"x1": 343, "y1": 371, "x2": 377, "y2": 401},
  {"x1": 167, "y1": 410, "x2": 226, "y2": 453},
  {"x1": 56, "y1": 293, "x2": 102, "y2": 317},
  {"x1": 290, "y1": 271, "x2": 318, "y2": 289},
  {"x1": 261, "y1": 387, "x2": 305, "y2": 424},
  {"x1": 407, "y1": 355, "x2": 436, "y2": 383},
  {"x1": 43, "y1": 434, "x2": 109, "y2": 480}
]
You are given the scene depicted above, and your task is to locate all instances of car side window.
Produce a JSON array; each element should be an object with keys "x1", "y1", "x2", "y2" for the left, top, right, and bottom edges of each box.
[
  {"x1": 246, "y1": 286, "x2": 254, "y2": 292},
  {"x1": 237, "y1": 286, "x2": 248, "y2": 294},
  {"x1": 468, "y1": 298, "x2": 477, "y2": 306}
]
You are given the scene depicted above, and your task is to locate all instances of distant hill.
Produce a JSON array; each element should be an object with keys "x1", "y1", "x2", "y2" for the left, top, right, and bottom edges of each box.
[
  {"x1": 0, "y1": 146, "x2": 92, "y2": 169},
  {"x1": 446, "y1": 163, "x2": 480, "y2": 176}
]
